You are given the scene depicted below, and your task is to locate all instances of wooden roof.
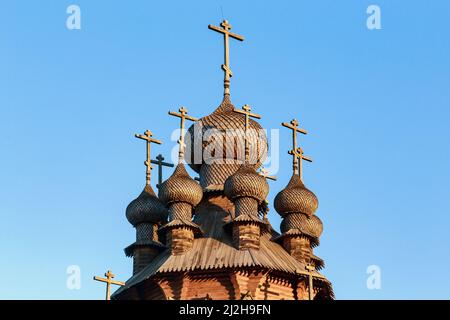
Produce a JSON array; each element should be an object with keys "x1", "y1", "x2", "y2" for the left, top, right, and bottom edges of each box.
[{"x1": 113, "y1": 194, "x2": 330, "y2": 298}]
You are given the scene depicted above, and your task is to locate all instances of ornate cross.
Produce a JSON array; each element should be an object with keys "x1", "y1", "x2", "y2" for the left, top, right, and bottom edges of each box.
[
  {"x1": 93, "y1": 270, "x2": 125, "y2": 300},
  {"x1": 294, "y1": 147, "x2": 312, "y2": 181},
  {"x1": 282, "y1": 119, "x2": 308, "y2": 176},
  {"x1": 135, "y1": 130, "x2": 162, "y2": 186},
  {"x1": 259, "y1": 167, "x2": 277, "y2": 181},
  {"x1": 233, "y1": 104, "x2": 261, "y2": 163},
  {"x1": 305, "y1": 264, "x2": 315, "y2": 300},
  {"x1": 150, "y1": 154, "x2": 174, "y2": 189},
  {"x1": 168, "y1": 107, "x2": 198, "y2": 162},
  {"x1": 208, "y1": 20, "x2": 244, "y2": 95}
]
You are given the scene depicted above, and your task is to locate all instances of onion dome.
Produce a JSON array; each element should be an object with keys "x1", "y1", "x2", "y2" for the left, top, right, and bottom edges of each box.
[
  {"x1": 280, "y1": 214, "x2": 323, "y2": 238},
  {"x1": 158, "y1": 163, "x2": 203, "y2": 207},
  {"x1": 309, "y1": 215, "x2": 323, "y2": 238},
  {"x1": 126, "y1": 184, "x2": 168, "y2": 226},
  {"x1": 224, "y1": 164, "x2": 269, "y2": 203},
  {"x1": 274, "y1": 174, "x2": 318, "y2": 217},
  {"x1": 185, "y1": 95, "x2": 268, "y2": 190}
]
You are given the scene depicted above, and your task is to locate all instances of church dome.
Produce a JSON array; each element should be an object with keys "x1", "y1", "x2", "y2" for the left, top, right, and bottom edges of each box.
[
  {"x1": 280, "y1": 213, "x2": 323, "y2": 238},
  {"x1": 310, "y1": 215, "x2": 323, "y2": 238},
  {"x1": 126, "y1": 185, "x2": 168, "y2": 226},
  {"x1": 224, "y1": 164, "x2": 269, "y2": 203},
  {"x1": 184, "y1": 95, "x2": 268, "y2": 190},
  {"x1": 274, "y1": 174, "x2": 318, "y2": 217},
  {"x1": 159, "y1": 163, "x2": 203, "y2": 207}
]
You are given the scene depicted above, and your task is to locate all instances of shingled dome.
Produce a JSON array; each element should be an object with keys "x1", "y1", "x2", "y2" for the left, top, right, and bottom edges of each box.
[
  {"x1": 126, "y1": 185, "x2": 168, "y2": 226},
  {"x1": 158, "y1": 163, "x2": 203, "y2": 207},
  {"x1": 185, "y1": 95, "x2": 268, "y2": 190},
  {"x1": 274, "y1": 174, "x2": 318, "y2": 217},
  {"x1": 280, "y1": 213, "x2": 324, "y2": 238},
  {"x1": 224, "y1": 164, "x2": 269, "y2": 203}
]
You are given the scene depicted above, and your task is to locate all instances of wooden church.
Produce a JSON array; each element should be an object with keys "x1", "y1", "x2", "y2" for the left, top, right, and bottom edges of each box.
[{"x1": 111, "y1": 20, "x2": 333, "y2": 300}]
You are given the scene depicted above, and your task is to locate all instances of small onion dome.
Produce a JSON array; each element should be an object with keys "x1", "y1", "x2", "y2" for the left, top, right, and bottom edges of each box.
[
  {"x1": 274, "y1": 174, "x2": 318, "y2": 217},
  {"x1": 126, "y1": 184, "x2": 168, "y2": 226},
  {"x1": 309, "y1": 215, "x2": 323, "y2": 238},
  {"x1": 158, "y1": 163, "x2": 203, "y2": 207},
  {"x1": 224, "y1": 164, "x2": 269, "y2": 203},
  {"x1": 280, "y1": 213, "x2": 323, "y2": 238}
]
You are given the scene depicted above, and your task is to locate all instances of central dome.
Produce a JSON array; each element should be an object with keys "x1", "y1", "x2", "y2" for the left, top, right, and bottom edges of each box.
[{"x1": 185, "y1": 95, "x2": 268, "y2": 191}]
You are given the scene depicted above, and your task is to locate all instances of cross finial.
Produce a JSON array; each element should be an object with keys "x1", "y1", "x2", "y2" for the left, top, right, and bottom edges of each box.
[
  {"x1": 168, "y1": 107, "x2": 198, "y2": 162},
  {"x1": 282, "y1": 119, "x2": 308, "y2": 176},
  {"x1": 93, "y1": 270, "x2": 125, "y2": 300},
  {"x1": 150, "y1": 154, "x2": 174, "y2": 189},
  {"x1": 233, "y1": 104, "x2": 261, "y2": 163},
  {"x1": 134, "y1": 130, "x2": 162, "y2": 186},
  {"x1": 305, "y1": 263, "x2": 315, "y2": 300},
  {"x1": 208, "y1": 20, "x2": 244, "y2": 95},
  {"x1": 293, "y1": 147, "x2": 312, "y2": 181}
]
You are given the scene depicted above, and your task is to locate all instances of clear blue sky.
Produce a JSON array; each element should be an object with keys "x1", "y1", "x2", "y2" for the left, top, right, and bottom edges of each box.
[{"x1": 1, "y1": 0, "x2": 449, "y2": 299}]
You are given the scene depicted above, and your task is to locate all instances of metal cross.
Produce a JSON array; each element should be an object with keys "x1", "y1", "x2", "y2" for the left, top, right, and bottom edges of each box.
[
  {"x1": 282, "y1": 119, "x2": 308, "y2": 176},
  {"x1": 208, "y1": 20, "x2": 244, "y2": 95},
  {"x1": 233, "y1": 104, "x2": 261, "y2": 163},
  {"x1": 291, "y1": 147, "x2": 312, "y2": 181},
  {"x1": 93, "y1": 270, "x2": 125, "y2": 300},
  {"x1": 134, "y1": 130, "x2": 162, "y2": 186},
  {"x1": 168, "y1": 107, "x2": 198, "y2": 162},
  {"x1": 150, "y1": 154, "x2": 174, "y2": 189},
  {"x1": 305, "y1": 264, "x2": 315, "y2": 300}
]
